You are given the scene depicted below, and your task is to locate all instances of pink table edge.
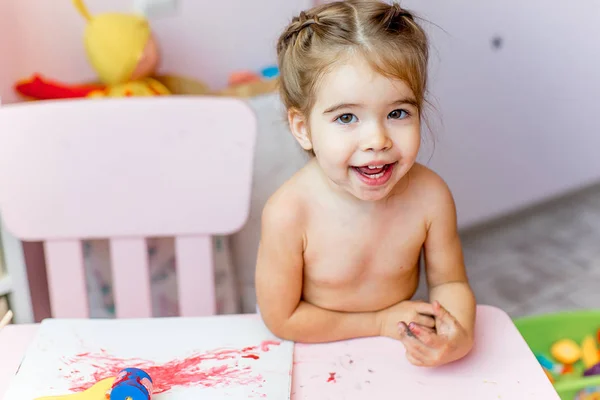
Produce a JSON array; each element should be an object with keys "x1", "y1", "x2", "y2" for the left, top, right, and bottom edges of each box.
[{"x1": 0, "y1": 305, "x2": 559, "y2": 399}]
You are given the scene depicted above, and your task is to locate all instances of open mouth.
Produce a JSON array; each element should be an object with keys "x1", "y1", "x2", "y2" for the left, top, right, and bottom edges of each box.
[{"x1": 352, "y1": 162, "x2": 397, "y2": 186}]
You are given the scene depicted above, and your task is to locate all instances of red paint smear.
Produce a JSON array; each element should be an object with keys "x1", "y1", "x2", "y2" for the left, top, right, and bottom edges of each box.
[
  {"x1": 62, "y1": 340, "x2": 281, "y2": 394},
  {"x1": 261, "y1": 340, "x2": 280, "y2": 352},
  {"x1": 327, "y1": 372, "x2": 336, "y2": 383}
]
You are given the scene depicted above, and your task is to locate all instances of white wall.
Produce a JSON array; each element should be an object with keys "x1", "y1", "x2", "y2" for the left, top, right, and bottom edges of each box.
[
  {"x1": 0, "y1": 0, "x2": 21, "y2": 104},
  {"x1": 406, "y1": 0, "x2": 600, "y2": 227}
]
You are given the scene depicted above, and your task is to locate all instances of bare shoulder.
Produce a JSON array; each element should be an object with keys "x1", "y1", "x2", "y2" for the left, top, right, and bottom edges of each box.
[
  {"x1": 261, "y1": 163, "x2": 312, "y2": 235},
  {"x1": 407, "y1": 163, "x2": 456, "y2": 224},
  {"x1": 408, "y1": 163, "x2": 452, "y2": 195}
]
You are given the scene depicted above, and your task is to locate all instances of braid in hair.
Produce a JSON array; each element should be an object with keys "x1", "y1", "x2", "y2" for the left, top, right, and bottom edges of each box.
[
  {"x1": 277, "y1": 11, "x2": 323, "y2": 54},
  {"x1": 381, "y1": 2, "x2": 414, "y2": 32}
]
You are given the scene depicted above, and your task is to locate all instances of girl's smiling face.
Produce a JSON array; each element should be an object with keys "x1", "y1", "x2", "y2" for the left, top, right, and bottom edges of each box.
[{"x1": 288, "y1": 54, "x2": 421, "y2": 202}]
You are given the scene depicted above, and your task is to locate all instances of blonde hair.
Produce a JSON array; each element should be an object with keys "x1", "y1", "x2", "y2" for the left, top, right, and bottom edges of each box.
[{"x1": 276, "y1": 0, "x2": 429, "y2": 118}]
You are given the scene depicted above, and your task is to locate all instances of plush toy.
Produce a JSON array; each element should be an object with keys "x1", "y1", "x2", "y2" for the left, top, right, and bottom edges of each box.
[{"x1": 14, "y1": 0, "x2": 170, "y2": 100}]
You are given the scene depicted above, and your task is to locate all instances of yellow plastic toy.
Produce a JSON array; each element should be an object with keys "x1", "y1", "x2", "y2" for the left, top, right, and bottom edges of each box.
[
  {"x1": 582, "y1": 335, "x2": 600, "y2": 369},
  {"x1": 34, "y1": 377, "x2": 115, "y2": 400},
  {"x1": 551, "y1": 338, "x2": 582, "y2": 365}
]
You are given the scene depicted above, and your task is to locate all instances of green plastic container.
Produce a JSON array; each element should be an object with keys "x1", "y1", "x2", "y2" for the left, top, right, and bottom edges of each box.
[{"x1": 514, "y1": 310, "x2": 600, "y2": 400}]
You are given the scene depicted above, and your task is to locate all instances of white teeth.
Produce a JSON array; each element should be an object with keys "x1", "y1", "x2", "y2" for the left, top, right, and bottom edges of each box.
[
  {"x1": 368, "y1": 165, "x2": 379, "y2": 169},
  {"x1": 368, "y1": 171, "x2": 384, "y2": 179}
]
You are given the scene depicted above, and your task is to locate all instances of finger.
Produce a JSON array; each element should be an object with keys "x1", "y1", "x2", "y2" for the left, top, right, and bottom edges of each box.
[
  {"x1": 399, "y1": 322, "x2": 432, "y2": 354},
  {"x1": 433, "y1": 301, "x2": 456, "y2": 325},
  {"x1": 408, "y1": 322, "x2": 438, "y2": 347},
  {"x1": 404, "y1": 328, "x2": 442, "y2": 367},
  {"x1": 413, "y1": 314, "x2": 436, "y2": 329},
  {"x1": 405, "y1": 338, "x2": 432, "y2": 359},
  {"x1": 398, "y1": 321, "x2": 414, "y2": 339},
  {"x1": 405, "y1": 350, "x2": 426, "y2": 367},
  {"x1": 413, "y1": 301, "x2": 436, "y2": 317}
]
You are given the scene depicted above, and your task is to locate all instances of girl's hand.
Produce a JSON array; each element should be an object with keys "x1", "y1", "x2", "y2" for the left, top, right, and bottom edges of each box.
[
  {"x1": 398, "y1": 301, "x2": 473, "y2": 367},
  {"x1": 377, "y1": 300, "x2": 436, "y2": 340}
]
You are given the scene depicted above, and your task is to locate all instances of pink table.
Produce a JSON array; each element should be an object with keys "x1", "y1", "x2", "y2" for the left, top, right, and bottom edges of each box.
[{"x1": 0, "y1": 305, "x2": 559, "y2": 399}]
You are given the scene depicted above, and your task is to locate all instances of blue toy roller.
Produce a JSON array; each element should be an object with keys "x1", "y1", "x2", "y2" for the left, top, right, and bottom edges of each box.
[{"x1": 110, "y1": 368, "x2": 153, "y2": 400}]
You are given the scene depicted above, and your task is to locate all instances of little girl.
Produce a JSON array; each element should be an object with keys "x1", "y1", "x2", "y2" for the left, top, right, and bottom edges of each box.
[{"x1": 255, "y1": 0, "x2": 476, "y2": 367}]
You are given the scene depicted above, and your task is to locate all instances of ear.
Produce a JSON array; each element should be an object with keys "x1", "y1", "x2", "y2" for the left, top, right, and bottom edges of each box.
[{"x1": 288, "y1": 108, "x2": 313, "y2": 151}]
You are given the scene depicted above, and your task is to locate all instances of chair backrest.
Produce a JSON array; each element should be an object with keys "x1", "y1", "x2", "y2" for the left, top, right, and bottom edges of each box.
[{"x1": 0, "y1": 96, "x2": 257, "y2": 319}]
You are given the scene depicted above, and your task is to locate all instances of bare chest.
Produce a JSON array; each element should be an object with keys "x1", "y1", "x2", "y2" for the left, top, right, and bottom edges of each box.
[{"x1": 303, "y1": 207, "x2": 426, "y2": 287}]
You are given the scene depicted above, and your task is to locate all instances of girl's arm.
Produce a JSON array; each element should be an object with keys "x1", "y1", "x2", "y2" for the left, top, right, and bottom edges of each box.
[
  {"x1": 255, "y1": 194, "x2": 380, "y2": 343},
  {"x1": 423, "y1": 175, "x2": 476, "y2": 343}
]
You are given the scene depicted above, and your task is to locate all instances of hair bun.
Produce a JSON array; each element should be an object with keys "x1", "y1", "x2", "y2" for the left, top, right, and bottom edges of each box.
[
  {"x1": 279, "y1": 11, "x2": 321, "y2": 52},
  {"x1": 383, "y1": 2, "x2": 414, "y2": 31}
]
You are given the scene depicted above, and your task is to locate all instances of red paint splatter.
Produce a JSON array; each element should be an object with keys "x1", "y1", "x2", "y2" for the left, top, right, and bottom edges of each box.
[
  {"x1": 260, "y1": 340, "x2": 280, "y2": 352},
  {"x1": 327, "y1": 372, "x2": 336, "y2": 383},
  {"x1": 62, "y1": 340, "x2": 281, "y2": 394}
]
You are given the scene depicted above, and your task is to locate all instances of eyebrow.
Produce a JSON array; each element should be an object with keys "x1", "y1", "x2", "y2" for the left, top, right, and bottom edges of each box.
[{"x1": 322, "y1": 98, "x2": 419, "y2": 114}]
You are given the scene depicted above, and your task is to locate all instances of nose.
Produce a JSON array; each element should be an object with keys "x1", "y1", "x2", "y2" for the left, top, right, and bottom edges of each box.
[{"x1": 361, "y1": 126, "x2": 392, "y2": 152}]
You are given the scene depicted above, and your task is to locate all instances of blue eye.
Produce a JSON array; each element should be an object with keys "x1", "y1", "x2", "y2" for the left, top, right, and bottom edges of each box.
[
  {"x1": 336, "y1": 113, "x2": 358, "y2": 124},
  {"x1": 388, "y1": 109, "x2": 409, "y2": 119}
]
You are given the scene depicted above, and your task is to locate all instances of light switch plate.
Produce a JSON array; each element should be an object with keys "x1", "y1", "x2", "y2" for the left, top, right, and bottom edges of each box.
[{"x1": 133, "y1": 0, "x2": 178, "y2": 17}]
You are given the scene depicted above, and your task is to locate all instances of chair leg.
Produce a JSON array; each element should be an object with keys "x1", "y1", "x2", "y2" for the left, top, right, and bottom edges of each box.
[
  {"x1": 175, "y1": 236, "x2": 216, "y2": 317},
  {"x1": 0, "y1": 218, "x2": 34, "y2": 324}
]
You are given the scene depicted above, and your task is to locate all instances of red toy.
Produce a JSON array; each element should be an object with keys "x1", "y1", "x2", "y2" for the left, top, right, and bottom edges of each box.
[{"x1": 14, "y1": 74, "x2": 105, "y2": 100}]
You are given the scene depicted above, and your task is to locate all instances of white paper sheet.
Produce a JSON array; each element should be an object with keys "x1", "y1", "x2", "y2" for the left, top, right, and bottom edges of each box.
[{"x1": 3, "y1": 315, "x2": 293, "y2": 399}]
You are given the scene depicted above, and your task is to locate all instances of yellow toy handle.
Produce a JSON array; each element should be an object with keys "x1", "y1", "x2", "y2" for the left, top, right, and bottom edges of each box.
[
  {"x1": 73, "y1": 0, "x2": 92, "y2": 21},
  {"x1": 34, "y1": 377, "x2": 115, "y2": 400}
]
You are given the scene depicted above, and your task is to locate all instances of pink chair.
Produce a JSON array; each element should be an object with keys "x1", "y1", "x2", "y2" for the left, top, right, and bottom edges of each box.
[{"x1": 0, "y1": 96, "x2": 257, "y2": 319}]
